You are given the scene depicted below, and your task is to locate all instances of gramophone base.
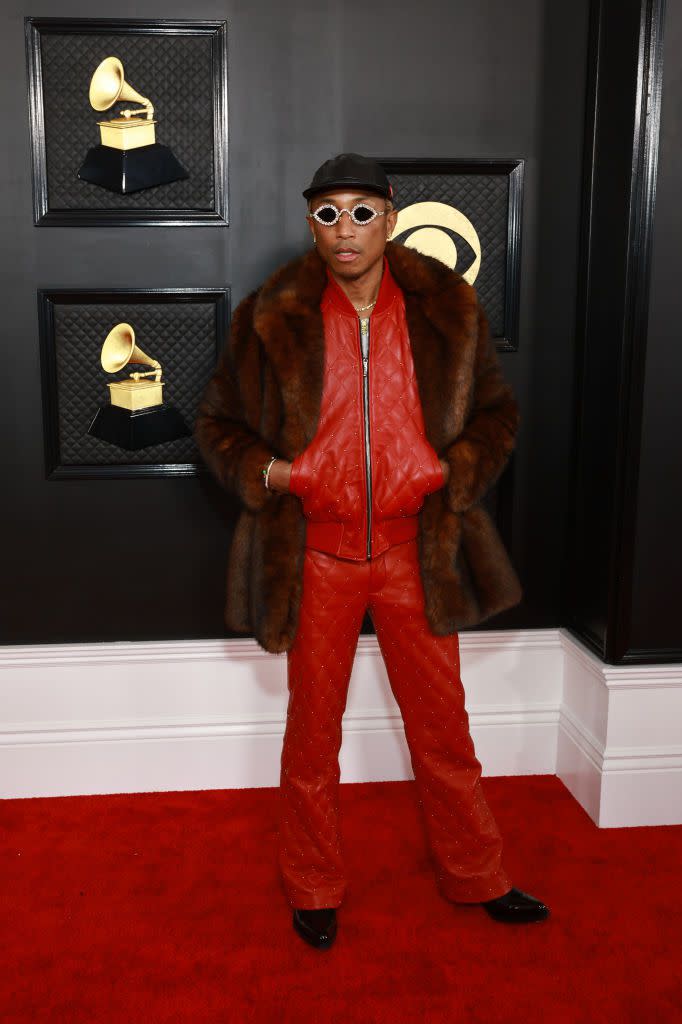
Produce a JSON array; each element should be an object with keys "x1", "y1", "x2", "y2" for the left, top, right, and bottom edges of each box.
[
  {"x1": 77, "y1": 143, "x2": 189, "y2": 194},
  {"x1": 88, "y1": 404, "x2": 191, "y2": 451}
]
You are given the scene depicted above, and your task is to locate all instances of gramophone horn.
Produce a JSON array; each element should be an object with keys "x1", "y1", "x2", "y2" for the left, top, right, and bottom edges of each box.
[
  {"x1": 88, "y1": 56, "x2": 151, "y2": 114},
  {"x1": 100, "y1": 323, "x2": 157, "y2": 373}
]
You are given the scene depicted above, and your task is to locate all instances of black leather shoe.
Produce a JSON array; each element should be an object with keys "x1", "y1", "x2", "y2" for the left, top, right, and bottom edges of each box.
[
  {"x1": 292, "y1": 907, "x2": 338, "y2": 949},
  {"x1": 481, "y1": 886, "x2": 550, "y2": 923}
]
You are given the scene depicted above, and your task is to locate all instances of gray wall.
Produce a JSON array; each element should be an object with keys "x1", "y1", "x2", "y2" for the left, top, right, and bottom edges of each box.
[{"x1": 1, "y1": 1, "x2": 590, "y2": 643}]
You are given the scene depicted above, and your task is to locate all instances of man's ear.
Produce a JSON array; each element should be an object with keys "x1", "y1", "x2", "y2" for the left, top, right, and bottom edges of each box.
[{"x1": 386, "y1": 208, "x2": 398, "y2": 239}]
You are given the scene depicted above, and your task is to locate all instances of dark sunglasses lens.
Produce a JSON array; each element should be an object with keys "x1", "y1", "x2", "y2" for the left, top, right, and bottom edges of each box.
[
  {"x1": 315, "y1": 205, "x2": 337, "y2": 224},
  {"x1": 353, "y1": 204, "x2": 376, "y2": 223}
]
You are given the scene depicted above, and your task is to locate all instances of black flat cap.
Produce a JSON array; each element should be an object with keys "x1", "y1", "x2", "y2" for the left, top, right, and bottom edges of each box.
[{"x1": 302, "y1": 152, "x2": 393, "y2": 201}]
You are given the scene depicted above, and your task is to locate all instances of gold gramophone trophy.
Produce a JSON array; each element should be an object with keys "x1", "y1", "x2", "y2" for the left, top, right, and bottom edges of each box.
[
  {"x1": 87, "y1": 322, "x2": 190, "y2": 450},
  {"x1": 77, "y1": 56, "x2": 188, "y2": 194}
]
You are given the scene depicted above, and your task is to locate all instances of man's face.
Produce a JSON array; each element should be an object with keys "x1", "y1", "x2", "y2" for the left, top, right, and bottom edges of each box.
[{"x1": 306, "y1": 189, "x2": 398, "y2": 280}]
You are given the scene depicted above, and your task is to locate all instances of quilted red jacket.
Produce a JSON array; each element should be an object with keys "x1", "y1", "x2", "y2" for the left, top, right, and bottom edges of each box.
[{"x1": 287, "y1": 255, "x2": 445, "y2": 560}]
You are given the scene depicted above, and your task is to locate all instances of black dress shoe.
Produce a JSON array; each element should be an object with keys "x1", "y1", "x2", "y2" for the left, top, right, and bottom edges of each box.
[
  {"x1": 481, "y1": 886, "x2": 550, "y2": 923},
  {"x1": 292, "y1": 907, "x2": 338, "y2": 949}
]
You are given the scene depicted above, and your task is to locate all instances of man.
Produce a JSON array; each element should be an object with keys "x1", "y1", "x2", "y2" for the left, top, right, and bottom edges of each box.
[{"x1": 195, "y1": 153, "x2": 550, "y2": 950}]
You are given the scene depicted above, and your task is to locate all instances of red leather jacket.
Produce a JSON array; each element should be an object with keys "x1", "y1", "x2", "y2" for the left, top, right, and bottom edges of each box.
[{"x1": 288, "y1": 255, "x2": 445, "y2": 560}]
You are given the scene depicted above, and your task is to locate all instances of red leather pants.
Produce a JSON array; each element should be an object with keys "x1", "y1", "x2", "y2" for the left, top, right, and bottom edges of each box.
[{"x1": 278, "y1": 536, "x2": 513, "y2": 909}]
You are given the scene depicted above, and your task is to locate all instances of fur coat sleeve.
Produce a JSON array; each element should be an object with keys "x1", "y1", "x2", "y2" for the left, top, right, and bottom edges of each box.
[
  {"x1": 442, "y1": 301, "x2": 520, "y2": 514},
  {"x1": 194, "y1": 290, "x2": 275, "y2": 513}
]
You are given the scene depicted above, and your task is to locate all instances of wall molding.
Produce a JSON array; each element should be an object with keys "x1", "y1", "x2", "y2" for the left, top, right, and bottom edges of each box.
[
  {"x1": 1, "y1": 628, "x2": 680, "y2": 826},
  {"x1": 1, "y1": 703, "x2": 562, "y2": 747}
]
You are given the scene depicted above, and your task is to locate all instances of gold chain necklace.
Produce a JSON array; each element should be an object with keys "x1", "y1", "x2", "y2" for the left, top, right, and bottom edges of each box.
[{"x1": 353, "y1": 298, "x2": 377, "y2": 313}]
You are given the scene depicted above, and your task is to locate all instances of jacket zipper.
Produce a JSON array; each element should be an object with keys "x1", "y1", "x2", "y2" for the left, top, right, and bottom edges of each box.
[{"x1": 359, "y1": 316, "x2": 372, "y2": 559}]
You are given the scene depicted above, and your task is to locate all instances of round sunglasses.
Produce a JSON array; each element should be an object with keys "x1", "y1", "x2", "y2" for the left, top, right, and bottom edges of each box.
[{"x1": 308, "y1": 201, "x2": 387, "y2": 227}]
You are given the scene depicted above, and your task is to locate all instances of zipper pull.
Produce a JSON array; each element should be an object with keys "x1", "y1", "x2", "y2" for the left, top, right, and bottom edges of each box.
[{"x1": 363, "y1": 356, "x2": 368, "y2": 377}]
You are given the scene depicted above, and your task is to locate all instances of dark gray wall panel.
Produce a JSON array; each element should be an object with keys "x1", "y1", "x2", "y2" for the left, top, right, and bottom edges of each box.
[
  {"x1": 1, "y1": 0, "x2": 590, "y2": 643},
  {"x1": 630, "y1": 0, "x2": 682, "y2": 654}
]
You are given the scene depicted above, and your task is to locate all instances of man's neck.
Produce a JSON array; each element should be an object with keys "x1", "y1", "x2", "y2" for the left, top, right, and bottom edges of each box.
[{"x1": 327, "y1": 258, "x2": 384, "y2": 312}]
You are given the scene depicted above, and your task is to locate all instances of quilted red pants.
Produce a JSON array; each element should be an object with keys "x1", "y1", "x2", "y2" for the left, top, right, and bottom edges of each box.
[{"x1": 278, "y1": 536, "x2": 513, "y2": 909}]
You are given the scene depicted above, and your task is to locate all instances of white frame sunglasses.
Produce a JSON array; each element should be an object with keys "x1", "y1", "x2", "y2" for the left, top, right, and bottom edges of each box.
[{"x1": 308, "y1": 201, "x2": 387, "y2": 227}]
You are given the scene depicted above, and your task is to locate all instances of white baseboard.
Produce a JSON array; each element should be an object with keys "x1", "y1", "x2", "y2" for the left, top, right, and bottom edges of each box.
[
  {"x1": 0, "y1": 629, "x2": 561, "y2": 798},
  {"x1": 1, "y1": 628, "x2": 680, "y2": 826},
  {"x1": 556, "y1": 630, "x2": 682, "y2": 826}
]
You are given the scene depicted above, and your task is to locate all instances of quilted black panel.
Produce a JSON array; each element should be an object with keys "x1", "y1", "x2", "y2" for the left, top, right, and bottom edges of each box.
[
  {"x1": 52, "y1": 299, "x2": 220, "y2": 465},
  {"x1": 390, "y1": 172, "x2": 509, "y2": 337},
  {"x1": 40, "y1": 29, "x2": 215, "y2": 210}
]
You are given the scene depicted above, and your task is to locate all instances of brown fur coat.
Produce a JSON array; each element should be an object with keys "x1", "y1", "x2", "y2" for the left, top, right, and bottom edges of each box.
[{"x1": 195, "y1": 240, "x2": 522, "y2": 653}]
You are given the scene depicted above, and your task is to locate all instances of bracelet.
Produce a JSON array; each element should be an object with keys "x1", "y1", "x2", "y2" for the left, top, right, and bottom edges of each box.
[{"x1": 262, "y1": 455, "x2": 278, "y2": 490}]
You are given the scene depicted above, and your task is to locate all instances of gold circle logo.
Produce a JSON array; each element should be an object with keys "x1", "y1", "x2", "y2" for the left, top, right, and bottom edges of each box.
[{"x1": 391, "y1": 201, "x2": 481, "y2": 284}]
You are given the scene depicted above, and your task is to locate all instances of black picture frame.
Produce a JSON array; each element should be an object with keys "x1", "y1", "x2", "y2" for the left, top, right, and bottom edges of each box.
[
  {"x1": 378, "y1": 158, "x2": 524, "y2": 351},
  {"x1": 38, "y1": 287, "x2": 229, "y2": 479},
  {"x1": 25, "y1": 17, "x2": 228, "y2": 226}
]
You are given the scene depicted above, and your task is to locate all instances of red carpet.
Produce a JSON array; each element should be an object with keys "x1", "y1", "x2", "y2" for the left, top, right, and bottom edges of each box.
[{"x1": 1, "y1": 775, "x2": 680, "y2": 1023}]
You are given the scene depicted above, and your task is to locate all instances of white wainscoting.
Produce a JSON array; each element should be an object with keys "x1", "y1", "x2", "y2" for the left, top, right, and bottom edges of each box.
[
  {"x1": 557, "y1": 632, "x2": 682, "y2": 826},
  {"x1": 1, "y1": 628, "x2": 680, "y2": 826}
]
